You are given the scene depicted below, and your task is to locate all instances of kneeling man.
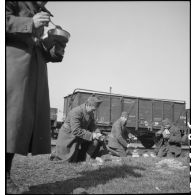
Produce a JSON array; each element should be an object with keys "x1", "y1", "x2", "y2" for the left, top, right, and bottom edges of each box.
[
  {"x1": 51, "y1": 96, "x2": 104, "y2": 162},
  {"x1": 155, "y1": 118, "x2": 182, "y2": 158},
  {"x1": 107, "y1": 112, "x2": 131, "y2": 157}
]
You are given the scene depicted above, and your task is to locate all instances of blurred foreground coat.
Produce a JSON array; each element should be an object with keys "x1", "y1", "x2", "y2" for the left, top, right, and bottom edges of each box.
[
  {"x1": 107, "y1": 118, "x2": 129, "y2": 157},
  {"x1": 56, "y1": 104, "x2": 98, "y2": 162},
  {"x1": 6, "y1": 2, "x2": 64, "y2": 155}
]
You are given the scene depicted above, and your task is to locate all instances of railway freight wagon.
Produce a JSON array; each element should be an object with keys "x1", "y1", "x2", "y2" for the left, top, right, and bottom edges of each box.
[{"x1": 63, "y1": 88, "x2": 187, "y2": 148}]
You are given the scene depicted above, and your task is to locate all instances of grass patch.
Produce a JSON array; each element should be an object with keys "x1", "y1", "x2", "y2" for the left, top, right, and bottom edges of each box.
[{"x1": 11, "y1": 153, "x2": 190, "y2": 194}]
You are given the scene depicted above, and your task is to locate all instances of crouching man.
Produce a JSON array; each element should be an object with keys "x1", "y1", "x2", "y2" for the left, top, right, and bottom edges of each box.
[
  {"x1": 107, "y1": 112, "x2": 131, "y2": 157},
  {"x1": 155, "y1": 118, "x2": 182, "y2": 158},
  {"x1": 167, "y1": 122, "x2": 182, "y2": 157},
  {"x1": 154, "y1": 119, "x2": 171, "y2": 157},
  {"x1": 50, "y1": 96, "x2": 104, "y2": 163}
]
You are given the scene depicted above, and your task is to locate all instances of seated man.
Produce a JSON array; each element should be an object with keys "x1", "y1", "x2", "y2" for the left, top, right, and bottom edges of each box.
[
  {"x1": 155, "y1": 118, "x2": 182, "y2": 158},
  {"x1": 107, "y1": 112, "x2": 131, "y2": 157},
  {"x1": 167, "y1": 122, "x2": 182, "y2": 157},
  {"x1": 50, "y1": 96, "x2": 104, "y2": 163},
  {"x1": 154, "y1": 119, "x2": 171, "y2": 157}
]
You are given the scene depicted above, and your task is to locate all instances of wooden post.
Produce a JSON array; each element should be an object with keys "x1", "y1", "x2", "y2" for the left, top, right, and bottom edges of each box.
[
  {"x1": 162, "y1": 102, "x2": 164, "y2": 120},
  {"x1": 121, "y1": 96, "x2": 124, "y2": 113},
  {"x1": 109, "y1": 87, "x2": 112, "y2": 124},
  {"x1": 136, "y1": 98, "x2": 139, "y2": 130},
  {"x1": 172, "y1": 103, "x2": 174, "y2": 123},
  {"x1": 151, "y1": 100, "x2": 153, "y2": 131}
]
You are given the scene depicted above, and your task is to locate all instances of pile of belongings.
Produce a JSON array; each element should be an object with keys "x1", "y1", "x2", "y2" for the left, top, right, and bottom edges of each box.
[
  {"x1": 132, "y1": 149, "x2": 140, "y2": 157},
  {"x1": 131, "y1": 149, "x2": 156, "y2": 158},
  {"x1": 90, "y1": 156, "x2": 123, "y2": 167}
]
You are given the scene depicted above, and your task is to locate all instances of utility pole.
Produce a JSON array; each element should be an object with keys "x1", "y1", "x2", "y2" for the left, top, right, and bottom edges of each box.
[{"x1": 109, "y1": 86, "x2": 112, "y2": 124}]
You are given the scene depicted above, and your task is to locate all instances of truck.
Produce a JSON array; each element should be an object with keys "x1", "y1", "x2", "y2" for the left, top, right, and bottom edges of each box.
[{"x1": 62, "y1": 88, "x2": 188, "y2": 148}]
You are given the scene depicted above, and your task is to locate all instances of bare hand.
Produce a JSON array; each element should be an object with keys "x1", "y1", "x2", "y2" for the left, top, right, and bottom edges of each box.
[
  {"x1": 92, "y1": 132, "x2": 103, "y2": 140},
  {"x1": 33, "y1": 12, "x2": 50, "y2": 29},
  {"x1": 162, "y1": 129, "x2": 170, "y2": 138},
  {"x1": 127, "y1": 143, "x2": 131, "y2": 148}
]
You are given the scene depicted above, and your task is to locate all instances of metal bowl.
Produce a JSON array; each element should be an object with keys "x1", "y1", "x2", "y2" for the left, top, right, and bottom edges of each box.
[{"x1": 48, "y1": 28, "x2": 70, "y2": 43}]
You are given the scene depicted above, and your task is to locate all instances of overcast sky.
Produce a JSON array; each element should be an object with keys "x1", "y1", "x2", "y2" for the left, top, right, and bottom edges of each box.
[{"x1": 45, "y1": 1, "x2": 190, "y2": 114}]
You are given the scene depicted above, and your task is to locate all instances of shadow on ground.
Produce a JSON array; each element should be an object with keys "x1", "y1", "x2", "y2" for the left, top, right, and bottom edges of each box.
[{"x1": 23, "y1": 164, "x2": 145, "y2": 194}]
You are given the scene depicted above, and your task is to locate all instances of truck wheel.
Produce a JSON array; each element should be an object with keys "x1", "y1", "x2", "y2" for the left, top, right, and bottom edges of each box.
[{"x1": 140, "y1": 138, "x2": 155, "y2": 149}]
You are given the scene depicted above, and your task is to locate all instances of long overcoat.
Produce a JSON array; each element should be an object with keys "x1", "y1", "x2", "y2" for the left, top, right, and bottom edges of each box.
[
  {"x1": 108, "y1": 119, "x2": 129, "y2": 151},
  {"x1": 6, "y1": 2, "x2": 56, "y2": 155},
  {"x1": 56, "y1": 104, "x2": 97, "y2": 162}
]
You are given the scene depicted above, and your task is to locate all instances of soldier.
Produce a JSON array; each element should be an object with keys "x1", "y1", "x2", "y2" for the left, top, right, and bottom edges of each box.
[
  {"x1": 154, "y1": 119, "x2": 171, "y2": 157},
  {"x1": 107, "y1": 112, "x2": 131, "y2": 157},
  {"x1": 6, "y1": 1, "x2": 68, "y2": 193},
  {"x1": 167, "y1": 123, "x2": 182, "y2": 157},
  {"x1": 155, "y1": 118, "x2": 182, "y2": 158},
  {"x1": 50, "y1": 96, "x2": 104, "y2": 163}
]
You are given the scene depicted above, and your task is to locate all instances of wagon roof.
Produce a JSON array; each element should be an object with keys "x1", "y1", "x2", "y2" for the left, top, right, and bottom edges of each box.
[{"x1": 64, "y1": 88, "x2": 185, "y2": 104}]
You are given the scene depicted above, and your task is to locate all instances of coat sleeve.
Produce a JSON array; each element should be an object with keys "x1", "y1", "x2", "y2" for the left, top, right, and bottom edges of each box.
[
  {"x1": 70, "y1": 111, "x2": 93, "y2": 141},
  {"x1": 6, "y1": 1, "x2": 34, "y2": 34},
  {"x1": 123, "y1": 127, "x2": 130, "y2": 140},
  {"x1": 168, "y1": 127, "x2": 182, "y2": 144},
  {"x1": 113, "y1": 123, "x2": 128, "y2": 148}
]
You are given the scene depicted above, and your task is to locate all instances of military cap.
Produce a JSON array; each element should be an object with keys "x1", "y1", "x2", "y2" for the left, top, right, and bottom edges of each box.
[
  {"x1": 121, "y1": 111, "x2": 129, "y2": 118},
  {"x1": 86, "y1": 96, "x2": 103, "y2": 107}
]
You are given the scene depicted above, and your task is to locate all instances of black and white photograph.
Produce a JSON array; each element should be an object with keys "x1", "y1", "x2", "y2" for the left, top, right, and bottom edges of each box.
[{"x1": 4, "y1": 1, "x2": 191, "y2": 194}]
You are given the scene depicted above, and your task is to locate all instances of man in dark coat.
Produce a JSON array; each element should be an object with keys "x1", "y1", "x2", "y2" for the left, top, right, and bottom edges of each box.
[
  {"x1": 6, "y1": 1, "x2": 69, "y2": 193},
  {"x1": 167, "y1": 124, "x2": 182, "y2": 157},
  {"x1": 50, "y1": 96, "x2": 104, "y2": 163},
  {"x1": 154, "y1": 118, "x2": 182, "y2": 157},
  {"x1": 107, "y1": 112, "x2": 131, "y2": 157},
  {"x1": 154, "y1": 124, "x2": 170, "y2": 157}
]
